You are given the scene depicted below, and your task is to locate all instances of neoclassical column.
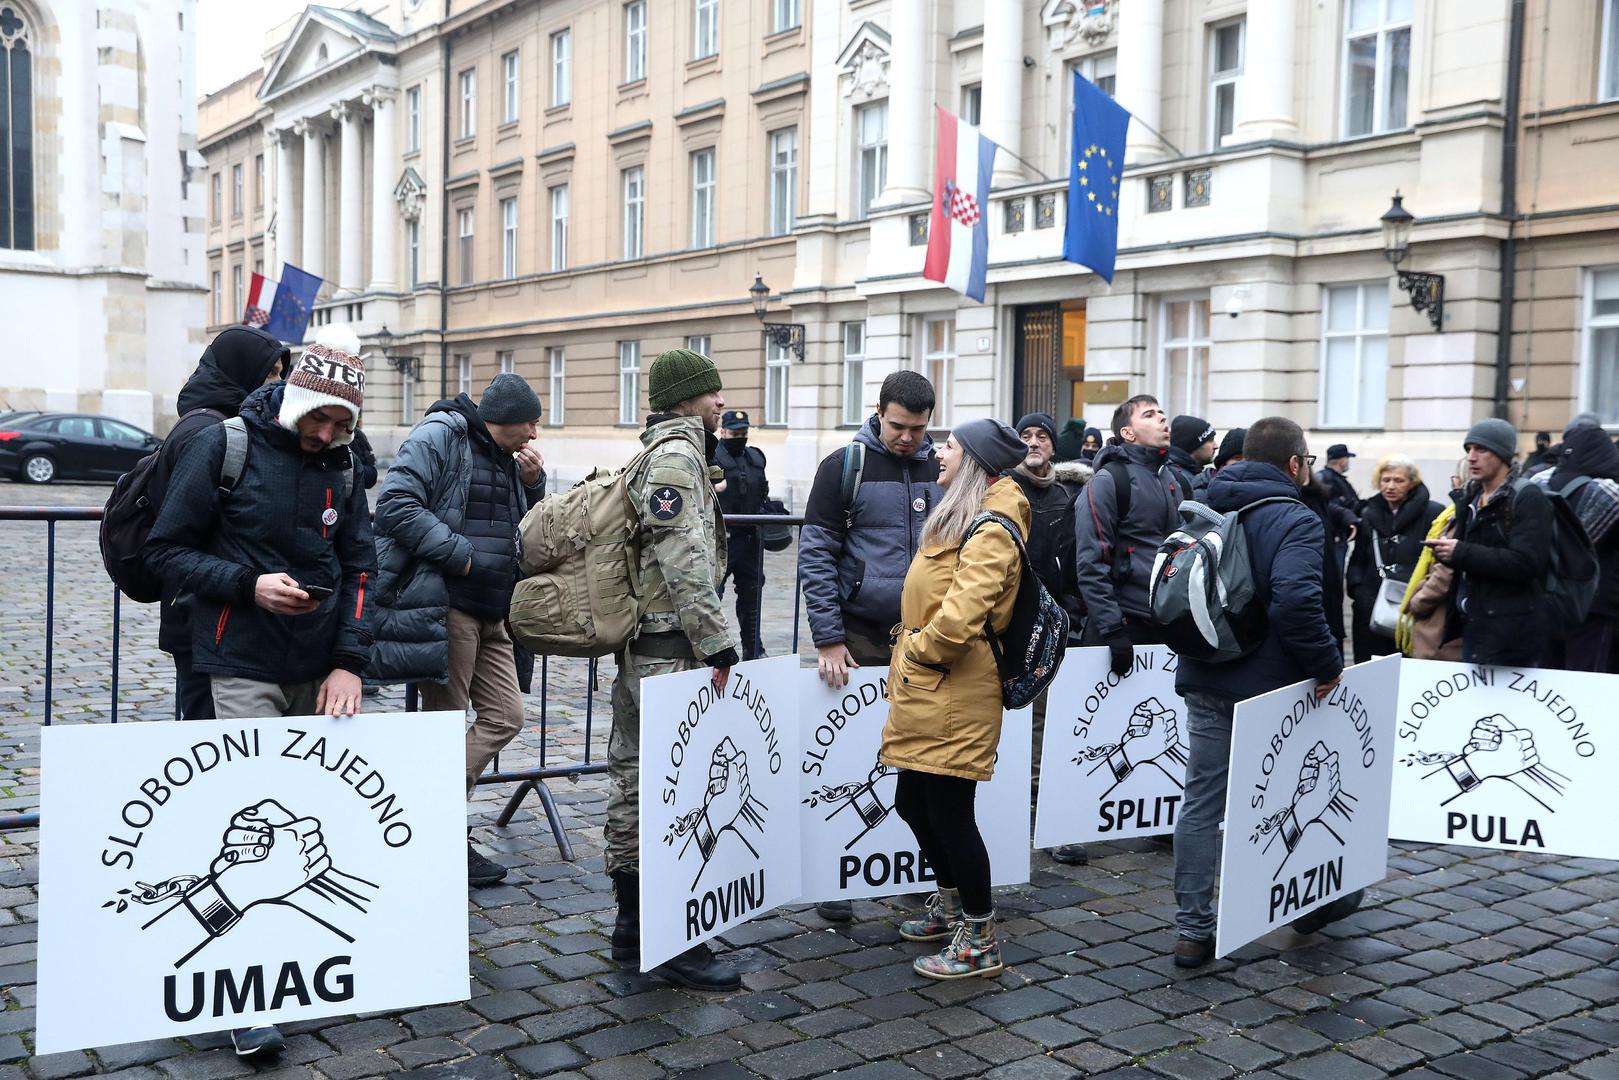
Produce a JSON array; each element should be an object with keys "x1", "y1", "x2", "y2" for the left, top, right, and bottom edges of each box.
[
  {"x1": 1233, "y1": 0, "x2": 1298, "y2": 142},
  {"x1": 272, "y1": 127, "x2": 296, "y2": 273},
  {"x1": 982, "y1": 0, "x2": 1025, "y2": 186},
  {"x1": 364, "y1": 86, "x2": 398, "y2": 293},
  {"x1": 879, "y1": 0, "x2": 928, "y2": 205},
  {"x1": 296, "y1": 117, "x2": 326, "y2": 279},
  {"x1": 333, "y1": 100, "x2": 365, "y2": 294},
  {"x1": 1114, "y1": 0, "x2": 1164, "y2": 163}
]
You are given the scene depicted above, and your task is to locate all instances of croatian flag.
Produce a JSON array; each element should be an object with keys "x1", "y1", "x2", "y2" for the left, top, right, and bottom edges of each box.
[
  {"x1": 244, "y1": 263, "x2": 323, "y2": 343},
  {"x1": 923, "y1": 107, "x2": 1000, "y2": 304},
  {"x1": 242, "y1": 271, "x2": 278, "y2": 328}
]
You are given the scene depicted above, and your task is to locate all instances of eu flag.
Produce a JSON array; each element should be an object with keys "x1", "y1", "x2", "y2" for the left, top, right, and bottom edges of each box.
[
  {"x1": 263, "y1": 263, "x2": 323, "y2": 344},
  {"x1": 1062, "y1": 71, "x2": 1132, "y2": 284}
]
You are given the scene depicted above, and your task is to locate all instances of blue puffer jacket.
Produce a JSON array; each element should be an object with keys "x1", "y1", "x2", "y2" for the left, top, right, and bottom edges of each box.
[
  {"x1": 1175, "y1": 461, "x2": 1344, "y2": 702},
  {"x1": 798, "y1": 416, "x2": 941, "y2": 648}
]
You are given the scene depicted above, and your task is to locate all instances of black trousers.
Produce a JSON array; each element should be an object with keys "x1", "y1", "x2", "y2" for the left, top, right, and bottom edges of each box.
[
  {"x1": 723, "y1": 529, "x2": 766, "y2": 660},
  {"x1": 172, "y1": 650, "x2": 215, "y2": 722},
  {"x1": 893, "y1": 769, "x2": 992, "y2": 918}
]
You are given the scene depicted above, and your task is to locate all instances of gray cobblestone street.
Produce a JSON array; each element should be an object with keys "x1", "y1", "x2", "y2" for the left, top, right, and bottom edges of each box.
[{"x1": 0, "y1": 483, "x2": 1616, "y2": 1079}]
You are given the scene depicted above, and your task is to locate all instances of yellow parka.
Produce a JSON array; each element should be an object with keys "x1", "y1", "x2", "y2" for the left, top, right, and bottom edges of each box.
[{"x1": 879, "y1": 477, "x2": 1030, "y2": 782}]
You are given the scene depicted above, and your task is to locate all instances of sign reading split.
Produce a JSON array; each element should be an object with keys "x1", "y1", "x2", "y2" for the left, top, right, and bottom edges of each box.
[
  {"x1": 637, "y1": 657, "x2": 801, "y2": 972},
  {"x1": 1390, "y1": 660, "x2": 1613, "y2": 858},
  {"x1": 36, "y1": 712, "x2": 469, "y2": 1055},
  {"x1": 1034, "y1": 646, "x2": 1188, "y2": 847},
  {"x1": 799, "y1": 667, "x2": 1033, "y2": 902},
  {"x1": 1216, "y1": 655, "x2": 1399, "y2": 958}
]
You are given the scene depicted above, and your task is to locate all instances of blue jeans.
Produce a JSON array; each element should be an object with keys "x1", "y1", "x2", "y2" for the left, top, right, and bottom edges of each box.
[{"x1": 1173, "y1": 689, "x2": 1235, "y2": 942}]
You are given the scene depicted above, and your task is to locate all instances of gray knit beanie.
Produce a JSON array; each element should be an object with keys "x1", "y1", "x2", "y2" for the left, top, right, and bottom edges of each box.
[
  {"x1": 1463, "y1": 416, "x2": 1518, "y2": 464},
  {"x1": 479, "y1": 373, "x2": 543, "y2": 424},
  {"x1": 956, "y1": 418, "x2": 1028, "y2": 476}
]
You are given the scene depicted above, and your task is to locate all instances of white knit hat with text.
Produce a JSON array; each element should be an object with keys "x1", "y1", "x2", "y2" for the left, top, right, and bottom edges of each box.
[{"x1": 279, "y1": 324, "x2": 364, "y2": 446}]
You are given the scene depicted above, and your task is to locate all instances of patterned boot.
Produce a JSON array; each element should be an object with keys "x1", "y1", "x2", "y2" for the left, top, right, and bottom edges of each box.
[
  {"x1": 913, "y1": 912, "x2": 1003, "y2": 980},
  {"x1": 898, "y1": 888, "x2": 962, "y2": 942}
]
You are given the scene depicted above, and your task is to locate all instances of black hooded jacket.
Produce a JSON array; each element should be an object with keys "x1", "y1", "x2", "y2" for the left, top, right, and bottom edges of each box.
[
  {"x1": 1346, "y1": 481, "x2": 1444, "y2": 603},
  {"x1": 1550, "y1": 425, "x2": 1619, "y2": 618},
  {"x1": 152, "y1": 326, "x2": 288, "y2": 654}
]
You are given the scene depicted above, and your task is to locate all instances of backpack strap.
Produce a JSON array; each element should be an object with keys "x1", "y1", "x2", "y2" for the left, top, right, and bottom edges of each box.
[
  {"x1": 218, "y1": 416, "x2": 248, "y2": 498},
  {"x1": 840, "y1": 442, "x2": 866, "y2": 530},
  {"x1": 1103, "y1": 459, "x2": 1133, "y2": 529}
]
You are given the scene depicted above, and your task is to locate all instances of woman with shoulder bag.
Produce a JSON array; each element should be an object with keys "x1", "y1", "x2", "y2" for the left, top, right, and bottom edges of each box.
[
  {"x1": 1347, "y1": 455, "x2": 1444, "y2": 662},
  {"x1": 880, "y1": 418, "x2": 1031, "y2": 980}
]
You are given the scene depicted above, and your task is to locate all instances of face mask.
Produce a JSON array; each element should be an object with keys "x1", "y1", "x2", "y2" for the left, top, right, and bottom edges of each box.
[{"x1": 726, "y1": 434, "x2": 748, "y2": 447}]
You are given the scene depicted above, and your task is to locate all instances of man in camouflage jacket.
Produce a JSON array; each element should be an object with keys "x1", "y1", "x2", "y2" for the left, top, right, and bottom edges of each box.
[{"x1": 608, "y1": 348, "x2": 743, "y2": 992}]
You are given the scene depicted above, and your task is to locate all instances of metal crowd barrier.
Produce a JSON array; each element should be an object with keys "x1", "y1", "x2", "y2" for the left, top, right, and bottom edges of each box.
[{"x1": 0, "y1": 505, "x2": 805, "y2": 853}]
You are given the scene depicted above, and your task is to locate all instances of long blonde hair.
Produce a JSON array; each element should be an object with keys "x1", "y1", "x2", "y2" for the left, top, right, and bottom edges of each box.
[{"x1": 919, "y1": 452, "x2": 993, "y2": 549}]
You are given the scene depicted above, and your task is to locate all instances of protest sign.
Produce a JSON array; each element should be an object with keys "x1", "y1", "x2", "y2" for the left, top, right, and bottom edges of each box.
[
  {"x1": 1216, "y1": 655, "x2": 1399, "y2": 958},
  {"x1": 1390, "y1": 660, "x2": 1613, "y2": 857},
  {"x1": 37, "y1": 711, "x2": 468, "y2": 1054},
  {"x1": 638, "y1": 656, "x2": 801, "y2": 972},
  {"x1": 799, "y1": 667, "x2": 1033, "y2": 902},
  {"x1": 1033, "y1": 646, "x2": 1187, "y2": 847}
]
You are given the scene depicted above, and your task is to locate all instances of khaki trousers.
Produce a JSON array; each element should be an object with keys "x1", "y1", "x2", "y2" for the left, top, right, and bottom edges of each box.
[
  {"x1": 419, "y1": 608, "x2": 524, "y2": 798},
  {"x1": 605, "y1": 649, "x2": 700, "y2": 875},
  {"x1": 211, "y1": 676, "x2": 320, "y2": 720}
]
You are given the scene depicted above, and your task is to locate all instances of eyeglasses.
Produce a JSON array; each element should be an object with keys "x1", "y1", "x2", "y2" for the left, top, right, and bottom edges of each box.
[{"x1": 1301, "y1": 454, "x2": 1318, "y2": 468}]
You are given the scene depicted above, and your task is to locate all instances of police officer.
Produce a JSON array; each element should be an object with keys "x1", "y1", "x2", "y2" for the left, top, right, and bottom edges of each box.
[
  {"x1": 715, "y1": 408, "x2": 771, "y2": 660},
  {"x1": 607, "y1": 347, "x2": 744, "y2": 992}
]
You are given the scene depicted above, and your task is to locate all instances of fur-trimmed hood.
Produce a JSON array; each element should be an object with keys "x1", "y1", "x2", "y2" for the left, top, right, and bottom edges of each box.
[{"x1": 1053, "y1": 460, "x2": 1092, "y2": 486}]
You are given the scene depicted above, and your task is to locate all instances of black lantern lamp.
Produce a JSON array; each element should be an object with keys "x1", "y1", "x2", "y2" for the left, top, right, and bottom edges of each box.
[
  {"x1": 1381, "y1": 192, "x2": 1443, "y2": 332},
  {"x1": 749, "y1": 273, "x2": 806, "y2": 360},
  {"x1": 377, "y1": 324, "x2": 418, "y2": 378}
]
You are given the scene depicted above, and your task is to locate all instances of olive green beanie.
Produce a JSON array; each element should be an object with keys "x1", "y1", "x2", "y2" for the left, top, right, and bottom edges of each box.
[{"x1": 647, "y1": 348, "x2": 723, "y2": 411}]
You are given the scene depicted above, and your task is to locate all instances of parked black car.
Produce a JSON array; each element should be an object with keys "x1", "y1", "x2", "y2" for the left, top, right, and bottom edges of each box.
[{"x1": 0, "y1": 412, "x2": 160, "y2": 484}]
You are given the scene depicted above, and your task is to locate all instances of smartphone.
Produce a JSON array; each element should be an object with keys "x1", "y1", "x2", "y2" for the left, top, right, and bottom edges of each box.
[{"x1": 302, "y1": 584, "x2": 335, "y2": 602}]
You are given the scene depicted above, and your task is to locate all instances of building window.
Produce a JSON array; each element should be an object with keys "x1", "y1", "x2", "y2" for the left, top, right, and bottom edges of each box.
[
  {"x1": 1343, "y1": 0, "x2": 1411, "y2": 137},
  {"x1": 254, "y1": 154, "x2": 265, "y2": 209},
  {"x1": 841, "y1": 321, "x2": 866, "y2": 426},
  {"x1": 499, "y1": 350, "x2": 514, "y2": 375},
  {"x1": 622, "y1": 165, "x2": 645, "y2": 259},
  {"x1": 457, "y1": 206, "x2": 475, "y2": 285},
  {"x1": 1581, "y1": 267, "x2": 1619, "y2": 425},
  {"x1": 1604, "y1": 0, "x2": 1619, "y2": 101},
  {"x1": 1065, "y1": 52, "x2": 1117, "y2": 165},
  {"x1": 232, "y1": 265, "x2": 243, "y2": 319},
  {"x1": 502, "y1": 50, "x2": 520, "y2": 124},
  {"x1": 856, "y1": 101, "x2": 888, "y2": 220},
  {"x1": 457, "y1": 353, "x2": 472, "y2": 395},
  {"x1": 961, "y1": 84, "x2": 982, "y2": 126},
  {"x1": 458, "y1": 68, "x2": 477, "y2": 138},
  {"x1": 1319, "y1": 282, "x2": 1389, "y2": 428},
  {"x1": 551, "y1": 29, "x2": 572, "y2": 107},
  {"x1": 624, "y1": 1, "x2": 647, "y2": 84},
  {"x1": 548, "y1": 347, "x2": 566, "y2": 426},
  {"x1": 768, "y1": 127, "x2": 797, "y2": 236},
  {"x1": 690, "y1": 148, "x2": 716, "y2": 249},
  {"x1": 500, "y1": 196, "x2": 518, "y2": 279},
  {"x1": 406, "y1": 85, "x2": 422, "y2": 152},
  {"x1": 765, "y1": 338, "x2": 791, "y2": 426},
  {"x1": 619, "y1": 341, "x2": 641, "y2": 424},
  {"x1": 401, "y1": 367, "x2": 416, "y2": 424},
  {"x1": 772, "y1": 0, "x2": 800, "y2": 33},
  {"x1": 407, "y1": 218, "x2": 420, "y2": 287},
  {"x1": 1159, "y1": 297, "x2": 1211, "y2": 416},
  {"x1": 922, "y1": 318, "x2": 955, "y2": 426},
  {"x1": 0, "y1": 5, "x2": 35, "y2": 250},
  {"x1": 211, "y1": 270, "x2": 222, "y2": 324},
  {"x1": 686, "y1": 335, "x2": 711, "y2": 356},
  {"x1": 210, "y1": 172, "x2": 221, "y2": 224},
  {"x1": 549, "y1": 184, "x2": 569, "y2": 271},
  {"x1": 231, "y1": 163, "x2": 243, "y2": 217},
  {"x1": 693, "y1": 0, "x2": 719, "y2": 59},
  {"x1": 1208, "y1": 19, "x2": 1244, "y2": 149}
]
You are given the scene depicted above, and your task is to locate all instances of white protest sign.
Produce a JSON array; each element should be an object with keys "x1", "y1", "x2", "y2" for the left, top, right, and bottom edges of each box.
[
  {"x1": 1391, "y1": 660, "x2": 1615, "y2": 857},
  {"x1": 37, "y1": 711, "x2": 468, "y2": 1055},
  {"x1": 638, "y1": 656, "x2": 801, "y2": 972},
  {"x1": 798, "y1": 667, "x2": 1033, "y2": 902},
  {"x1": 1034, "y1": 646, "x2": 1188, "y2": 847},
  {"x1": 1216, "y1": 656, "x2": 1399, "y2": 958}
]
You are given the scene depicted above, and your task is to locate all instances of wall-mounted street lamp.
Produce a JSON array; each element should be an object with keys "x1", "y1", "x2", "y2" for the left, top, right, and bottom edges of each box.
[
  {"x1": 376, "y1": 324, "x2": 418, "y2": 378},
  {"x1": 1381, "y1": 192, "x2": 1444, "y2": 332},
  {"x1": 749, "y1": 273, "x2": 806, "y2": 361}
]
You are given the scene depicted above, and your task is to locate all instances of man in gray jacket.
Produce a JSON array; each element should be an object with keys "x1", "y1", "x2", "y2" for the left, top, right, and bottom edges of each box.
[{"x1": 367, "y1": 374, "x2": 546, "y2": 888}]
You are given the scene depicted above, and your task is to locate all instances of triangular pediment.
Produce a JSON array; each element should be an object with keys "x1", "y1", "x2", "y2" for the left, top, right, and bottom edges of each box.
[
  {"x1": 836, "y1": 21, "x2": 891, "y2": 71},
  {"x1": 258, "y1": 6, "x2": 398, "y2": 103}
]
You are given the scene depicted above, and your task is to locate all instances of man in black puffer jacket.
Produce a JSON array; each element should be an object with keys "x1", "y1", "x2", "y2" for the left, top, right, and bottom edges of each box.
[
  {"x1": 367, "y1": 373, "x2": 546, "y2": 888},
  {"x1": 146, "y1": 325, "x2": 288, "y2": 721}
]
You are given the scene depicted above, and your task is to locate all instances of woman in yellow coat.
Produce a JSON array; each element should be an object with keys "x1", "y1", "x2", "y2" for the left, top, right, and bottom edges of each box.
[{"x1": 879, "y1": 418, "x2": 1031, "y2": 980}]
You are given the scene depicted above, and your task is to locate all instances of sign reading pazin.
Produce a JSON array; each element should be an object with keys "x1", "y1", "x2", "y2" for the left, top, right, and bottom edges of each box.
[{"x1": 37, "y1": 712, "x2": 469, "y2": 1055}]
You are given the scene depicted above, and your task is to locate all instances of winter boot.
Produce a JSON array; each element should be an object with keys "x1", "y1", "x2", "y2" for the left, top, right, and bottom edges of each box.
[
  {"x1": 610, "y1": 869, "x2": 639, "y2": 963},
  {"x1": 898, "y1": 887, "x2": 962, "y2": 942},
  {"x1": 1290, "y1": 889, "x2": 1365, "y2": 936},
  {"x1": 913, "y1": 912, "x2": 1004, "y2": 980},
  {"x1": 654, "y1": 942, "x2": 742, "y2": 992}
]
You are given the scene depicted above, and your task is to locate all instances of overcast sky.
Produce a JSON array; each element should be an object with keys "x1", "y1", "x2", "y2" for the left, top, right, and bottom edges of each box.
[{"x1": 196, "y1": 0, "x2": 308, "y2": 96}]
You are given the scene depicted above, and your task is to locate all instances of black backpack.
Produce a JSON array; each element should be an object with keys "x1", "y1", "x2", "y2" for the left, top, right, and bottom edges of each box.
[
  {"x1": 962, "y1": 511, "x2": 1070, "y2": 709},
  {"x1": 100, "y1": 413, "x2": 248, "y2": 603},
  {"x1": 1516, "y1": 476, "x2": 1600, "y2": 628}
]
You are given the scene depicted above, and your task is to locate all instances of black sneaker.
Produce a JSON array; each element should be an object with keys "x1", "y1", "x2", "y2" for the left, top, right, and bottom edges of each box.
[
  {"x1": 654, "y1": 943, "x2": 742, "y2": 991},
  {"x1": 231, "y1": 1025, "x2": 284, "y2": 1058},
  {"x1": 1050, "y1": 844, "x2": 1089, "y2": 865},
  {"x1": 816, "y1": 900, "x2": 853, "y2": 922},
  {"x1": 468, "y1": 840, "x2": 508, "y2": 888},
  {"x1": 1290, "y1": 889, "x2": 1365, "y2": 936}
]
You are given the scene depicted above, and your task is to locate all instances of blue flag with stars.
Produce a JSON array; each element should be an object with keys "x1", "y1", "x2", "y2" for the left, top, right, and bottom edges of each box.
[
  {"x1": 1063, "y1": 71, "x2": 1131, "y2": 283},
  {"x1": 263, "y1": 262, "x2": 323, "y2": 344}
]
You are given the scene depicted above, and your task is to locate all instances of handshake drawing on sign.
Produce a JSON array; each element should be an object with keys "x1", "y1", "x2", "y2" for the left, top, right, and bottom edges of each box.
[
  {"x1": 666, "y1": 738, "x2": 769, "y2": 889},
  {"x1": 109, "y1": 799, "x2": 378, "y2": 968},
  {"x1": 1075, "y1": 697, "x2": 1188, "y2": 793},
  {"x1": 1252, "y1": 741, "x2": 1359, "y2": 875},
  {"x1": 1402, "y1": 714, "x2": 1568, "y2": 812},
  {"x1": 804, "y1": 762, "x2": 895, "y2": 851}
]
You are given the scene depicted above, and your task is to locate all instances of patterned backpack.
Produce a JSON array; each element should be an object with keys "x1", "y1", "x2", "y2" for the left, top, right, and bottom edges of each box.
[{"x1": 962, "y1": 511, "x2": 1070, "y2": 709}]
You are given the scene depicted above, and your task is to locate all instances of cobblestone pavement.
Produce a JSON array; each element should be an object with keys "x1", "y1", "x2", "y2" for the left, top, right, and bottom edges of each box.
[{"x1": 0, "y1": 482, "x2": 1615, "y2": 1079}]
